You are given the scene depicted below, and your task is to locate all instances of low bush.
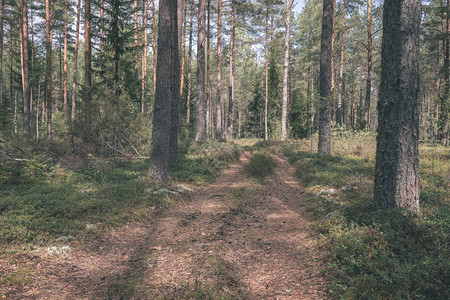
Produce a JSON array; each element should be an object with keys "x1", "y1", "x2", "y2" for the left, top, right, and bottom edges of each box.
[{"x1": 244, "y1": 152, "x2": 276, "y2": 178}]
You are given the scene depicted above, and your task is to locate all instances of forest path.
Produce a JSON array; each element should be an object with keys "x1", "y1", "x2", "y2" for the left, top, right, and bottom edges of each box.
[{"x1": 17, "y1": 151, "x2": 326, "y2": 299}]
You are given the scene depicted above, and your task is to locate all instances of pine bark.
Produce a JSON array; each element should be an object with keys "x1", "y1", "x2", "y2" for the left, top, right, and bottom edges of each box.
[
  {"x1": 439, "y1": 0, "x2": 449, "y2": 145},
  {"x1": 45, "y1": 0, "x2": 52, "y2": 139},
  {"x1": 186, "y1": 3, "x2": 193, "y2": 137},
  {"x1": 142, "y1": 0, "x2": 148, "y2": 114},
  {"x1": 84, "y1": 0, "x2": 92, "y2": 140},
  {"x1": 337, "y1": 0, "x2": 345, "y2": 126},
  {"x1": 21, "y1": 0, "x2": 31, "y2": 141},
  {"x1": 264, "y1": 4, "x2": 269, "y2": 141},
  {"x1": 281, "y1": 0, "x2": 293, "y2": 141},
  {"x1": 63, "y1": 0, "x2": 68, "y2": 117},
  {"x1": 363, "y1": 0, "x2": 373, "y2": 130},
  {"x1": 134, "y1": 0, "x2": 139, "y2": 83},
  {"x1": 180, "y1": 1, "x2": 187, "y2": 98},
  {"x1": 169, "y1": 0, "x2": 182, "y2": 163},
  {"x1": 0, "y1": 0, "x2": 4, "y2": 113},
  {"x1": 148, "y1": 0, "x2": 179, "y2": 182},
  {"x1": 215, "y1": 0, "x2": 223, "y2": 139},
  {"x1": 152, "y1": 0, "x2": 157, "y2": 98},
  {"x1": 71, "y1": 0, "x2": 81, "y2": 125},
  {"x1": 374, "y1": 0, "x2": 421, "y2": 212},
  {"x1": 195, "y1": 0, "x2": 206, "y2": 142},
  {"x1": 318, "y1": 0, "x2": 334, "y2": 155},
  {"x1": 206, "y1": 0, "x2": 211, "y2": 138},
  {"x1": 226, "y1": 1, "x2": 235, "y2": 141}
]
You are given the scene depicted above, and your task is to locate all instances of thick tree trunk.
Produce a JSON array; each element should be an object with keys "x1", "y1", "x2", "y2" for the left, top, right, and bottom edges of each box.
[
  {"x1": 71, "y1": 0, "x2": 81, "y2": 125},
  {"x1": 363, "y1": 0, "x2": 373, "y2": 130},
  {"x1": 186, "y1": 3, "x2": 193, "y2": 137},
  {"x1": 63, "y1": 0, "x2": 68, "y2": 117},
  {"x1": 84, "y1": 0, "x2": 92, "y2": 140},
  {"x1": 152, "y1": 0, "x2": 157, "y2": 98},
  {"x1": 226, "y1": 1, "x2": 235, "y2": 141},
  {"x1": 374, "y1": 0, "x2": 421, "y2": 212},
  {"x1": 195, "y1": 0, "x2": 206, "y2": 142},
  {"x1": 318, "y1": 0, "x2": 334, "y2": 155},
  {"x1": 45, "y1": 0, "x2": 52, "y2": 140},
  {"x1": 148, "y1": 0, "x2": 179, "y2": 182},
  {"x1": 21, "y1": 0, "x2": 31, "y2": 141},
  {"x1": 215, "y1": 0, "x2": 223, "y2": 139},
  {"x1": 142, "y1": 0, "x2": 148, "y2": 114},
  {"x1": 337, "y1": 0, "x2": 345, "y2": 126},
  {"x1": 169, "y1": 0, "x2": 182, "y2": 163},
  {"x1": 281, "y1": 0, "x2": 293, "y2": 141}
]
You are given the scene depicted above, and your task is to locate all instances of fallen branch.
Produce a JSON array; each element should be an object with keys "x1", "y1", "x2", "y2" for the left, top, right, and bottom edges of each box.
[{"x1": 0, "y1": 137, "x2": 32, "y2": 157}]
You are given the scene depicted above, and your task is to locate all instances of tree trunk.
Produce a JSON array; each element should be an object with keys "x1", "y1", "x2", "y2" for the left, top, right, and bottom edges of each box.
[
  {"x1": 439, "y1": 0, "x2": 449, "y2": 145},
  {"x1": 180, "y1": 0, "x2": 187, "y2": 98},
  {"x1": 318, "y1": 0, "x2": 334, "y2": 155},
  {"x1": 226, "y1": 1, "x2": 235, "y2": 141},
  {"x1": 71, "y1": 0, "x2": 81, "y2": 125},
  {"x1": 281, "y1": 0, "x2": 293, "y2": 141},
  {"x1": 195, "y1": 0, "x2": 206, "y2": 142},
  {"x1": 21, "y1": 0, "x2": 31, "y2": 141},
  {"x1": 337, "y1": 0, "x2": 345, "y2": 126},
  {"x1": 63, "y1": 0, "x2": 68, "y2": 117},
  {"x1": 0, "y1": 0, "x2": 4, "y2": 113},
  {"x1": 152, "y1": 0, "x2": 157, "y2": 98},
  {"x1": 374, "y1": 0, "x2": 421, "y2": 212},
  {"x1": 169, "y1": 0, "x2": 182, "y2": 163},
  {"x1": 264, "y1": 4, "x2": 269, "y2": 141},
  {"x1": 84, "y1": 0, "x2": 92, "y2": 140},
  {"x1": 186, "y1": 2, "x2": 193, "y2": 137},
  {"x1": 206, "y1": 0, "x2": 211, "y2": 139},
  {"x1": 45, "y1": 0, "x2": 52, "y2": 140},
  {"x1": 100, "y1": 0, "x2": 104, "y2": 52},
  {"x1": 134, "y1": 0, "x2": 139, "y2": 84},
  {"x1": 215, "y1": 0, "x2": 223, "y2": 139},
  {"x1": 148, "y1": 0, "x2": 179, "y2": 182},
  {"x1": 142, "y1": 0, "x2": 148, "y2": 114},
  {"x1": 363, "y1": 0, "x2": 373, "y2": 130}
]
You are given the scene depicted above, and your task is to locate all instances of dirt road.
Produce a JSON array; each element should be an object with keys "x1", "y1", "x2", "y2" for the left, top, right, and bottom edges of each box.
[{"x1": 13, "y1": 152, "x2": 326, "y2": 299}]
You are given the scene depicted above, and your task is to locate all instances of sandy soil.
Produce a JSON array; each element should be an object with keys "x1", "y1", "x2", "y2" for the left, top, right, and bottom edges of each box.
[{"x1": 4, "y1": 152, "x2": 326, "y2": 299}]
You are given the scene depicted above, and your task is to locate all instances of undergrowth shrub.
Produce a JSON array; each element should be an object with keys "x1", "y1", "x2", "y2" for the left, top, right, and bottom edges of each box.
[
  {"x1": 0, "y1": 139, "x2": 242, "y2": 245},
  {"x1": 172, "y1": 139, "x2": 242, "y2": 184},
  {"x1": 244, "y1": 152, "x2": 276, "y2": 178}
]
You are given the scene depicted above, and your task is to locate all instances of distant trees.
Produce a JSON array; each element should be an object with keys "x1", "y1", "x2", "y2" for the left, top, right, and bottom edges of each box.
[
  {"x1": 0, "y1": 0, "x2": 446, "y2": 160},
  {"x1": 374, "y1": 0, "x2": 421, "y2": 212}
]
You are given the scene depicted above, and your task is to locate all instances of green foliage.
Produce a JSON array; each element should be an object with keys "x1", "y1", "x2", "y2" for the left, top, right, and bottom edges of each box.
[
  {"x1": 172, "y1": 140, "x2": 242, "y2": 184},
  {"x1": 284, "y1": 134, "x2": 449, "y2": 299},
  {"x1": 244, "y1": 152, "x2": 276, "y2": 179}
]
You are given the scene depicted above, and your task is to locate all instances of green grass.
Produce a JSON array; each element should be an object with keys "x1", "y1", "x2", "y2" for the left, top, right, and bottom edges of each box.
[
  {"x1": 0, "y1": 140, "x2": 242, "y2": 246},
  {"x1": 282, "y1": 132, "x2": 449, "y2": 300}
]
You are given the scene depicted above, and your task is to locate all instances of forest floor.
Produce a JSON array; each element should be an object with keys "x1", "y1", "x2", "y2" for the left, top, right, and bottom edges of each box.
[{"x1": 5, "y1": 151, "x2": 327, "y2": 299}]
